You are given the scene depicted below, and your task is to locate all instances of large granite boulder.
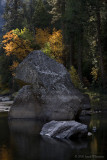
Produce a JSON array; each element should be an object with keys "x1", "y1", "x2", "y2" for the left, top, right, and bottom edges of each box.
[
  {"x1": 9, "y1": 50, "x2": 91, "y2": 120},
  {"x1": 40, "y1": 120, "x2": 88, "y2": 139}
]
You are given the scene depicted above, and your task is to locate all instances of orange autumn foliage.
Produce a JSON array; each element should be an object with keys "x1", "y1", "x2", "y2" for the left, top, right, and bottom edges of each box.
[
  {"x1": 35, "y1": 28, "x2": 51, "y2": 48},
  {"x1": 9, "y1": 61, "x2": 19, "y2": 71},
  {"x1": 36, "y1": 28, "x2": 64, "y2": 63},
  {"x1": 2, "y1": 28, "x2": 64, "y2": 71},
  {"x1": 2, "y1": 30, "x2": 33, "y2": 60},
  {"x1": 49, "y1": 29, "x2": 64, "y2": 63}
]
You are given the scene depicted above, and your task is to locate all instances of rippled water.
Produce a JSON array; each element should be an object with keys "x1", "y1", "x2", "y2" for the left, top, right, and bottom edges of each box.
[{"x1": 0, "y1": 111, "x2": 107, "y2": 160}]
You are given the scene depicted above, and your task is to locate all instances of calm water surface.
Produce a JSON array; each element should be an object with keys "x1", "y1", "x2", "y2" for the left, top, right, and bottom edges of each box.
[{"x1": 0, "y1": 111, "x2": 107, "y2": 160}]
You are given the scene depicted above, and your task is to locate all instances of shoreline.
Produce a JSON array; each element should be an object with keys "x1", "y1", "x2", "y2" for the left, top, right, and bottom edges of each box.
[{"x1": 0, "y1": 100, "x2": 13, "y2": 112}]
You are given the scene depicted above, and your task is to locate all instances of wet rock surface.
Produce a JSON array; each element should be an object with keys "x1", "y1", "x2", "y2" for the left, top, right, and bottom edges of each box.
[
  {"x1": 40, "y1": 120, "x2": 88, "y2": 139},
  {"x1": 0, "y1": 96, "x2": 11, "y2": 102},
  {"x1": 9, "y1": 50, "x2": 91, "y2": 120},
  {"x1": 0, "y1": 96, "x2": 13, "y2": 112}
]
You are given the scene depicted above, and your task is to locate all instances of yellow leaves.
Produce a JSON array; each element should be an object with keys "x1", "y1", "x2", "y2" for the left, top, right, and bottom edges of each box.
[
  {"x1": 3, "y1": 30, "x2": 14, "y2": 42},
  {"x1": 36, "y1": 28, "x2": 64, "y2": 63},
  {"x1": 91, "y1": 67, "x2": 98, "y2": 81},
  {"x1": 2, "y1": 29, "x2": 33, "y2": 71},
  {"x1": 36, "y1": 28, "x2": 50, "y2": 48},
  {"x1": 2, "y1": 30, "x2": 33, "y2": 62},
  {"x1": 49, "y1": 29, "x2": 64, "y2": 63},
  {"x1": 2, "y1": 27, "x2": 64, "y2": 72},
  {"x1": 10, "y1": 61, "x2": 19, "y2": 71}
]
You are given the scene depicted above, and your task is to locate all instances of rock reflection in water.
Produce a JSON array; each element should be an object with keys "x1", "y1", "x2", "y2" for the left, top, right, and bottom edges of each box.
[
  {"x1": 9, "y1": 120, "x2": 43, "y2": 135},
  {"x1": 79, "y1": 115, "x2": 91, "y2": 125},
  {"x1": 9, "y1": 120, "x2": 43, "y2": 160},
  {"x1": 9, "y1": 120, "x2": 88, "y2": 160},
  {"x1": 40, "y1": 137, "x2": 88, "y2": 160}
]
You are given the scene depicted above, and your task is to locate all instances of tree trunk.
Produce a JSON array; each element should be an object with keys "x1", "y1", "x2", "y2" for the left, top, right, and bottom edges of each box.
[
  {"x1": 96, "y1": 5, "x2": 106, "y2": 88},
  {"x1": 69, "y1": 37, "x2": 73, "y2": 67},
  {"x1": 77, "y1": 35, "x2": 82, "y2": 82},
  {"x1": 61, "y1": 0, "x2": 66, "y2": 41}
]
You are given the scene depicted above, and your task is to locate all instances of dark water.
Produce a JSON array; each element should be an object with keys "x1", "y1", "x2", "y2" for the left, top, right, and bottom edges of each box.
[{"x1": 0, "y1": 112, "x2": 107, "y2": 160}]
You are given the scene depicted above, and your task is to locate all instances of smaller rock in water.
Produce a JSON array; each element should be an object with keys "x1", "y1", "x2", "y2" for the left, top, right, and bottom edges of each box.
[
  {"x1": 88, "y1": 132, "x2": 92, "y2": 136},
  {"x1": 40, "y1": 120, "x2": 88, "y2": 139},
  {"x1": 1, "y1": 96, "x2": 10, "y2": 102}
]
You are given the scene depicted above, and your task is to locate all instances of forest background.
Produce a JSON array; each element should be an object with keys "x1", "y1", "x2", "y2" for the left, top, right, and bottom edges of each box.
[{"x1": 0, "y1": 0, "x2": 107, "y2": 100}]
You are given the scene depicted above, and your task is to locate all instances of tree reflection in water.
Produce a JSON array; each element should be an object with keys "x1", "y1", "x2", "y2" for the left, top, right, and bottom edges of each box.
[{"x1": 0, "y1": 145, "x2": 12, "y2": 160}]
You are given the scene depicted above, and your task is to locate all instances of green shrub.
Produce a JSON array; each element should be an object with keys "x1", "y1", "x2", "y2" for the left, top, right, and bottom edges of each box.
[{"x1": 69, "y1": 66, "x2": 82, "y2": 89}]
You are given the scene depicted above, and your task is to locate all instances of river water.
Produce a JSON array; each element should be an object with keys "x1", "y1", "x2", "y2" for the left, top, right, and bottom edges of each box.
[{"x1": 0, "y1": 111, "x2": 107, "y2": 160}]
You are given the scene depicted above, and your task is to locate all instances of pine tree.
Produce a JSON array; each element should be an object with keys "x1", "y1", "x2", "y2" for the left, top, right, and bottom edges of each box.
[
  {"x1": 3, "y1": 0, "x2": 24, "y2": 31},
  {"x1": 32, "y1": 0, "x2": 51, "y2": 29},
  {"x1": 64, "y1": 0, "x2": 89, "y2": 81}
]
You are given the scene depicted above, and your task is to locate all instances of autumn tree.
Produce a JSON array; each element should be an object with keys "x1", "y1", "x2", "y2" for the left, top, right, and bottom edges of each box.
[
  {"x1": 2, "y1": 28, "x2": 33, "y2": 69},
  {"x1": 32, "y1": 0, "x2": 52, "y2": 29},
  {"x1": 49, "y1": 29, "x2": 64, "y2": 63},
  {"x1": 35, "y1": 28, "x2": 51, "y2": 48},
  {"x1": 36, "y1": 28, "x2": 64, "y2": 63}
]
